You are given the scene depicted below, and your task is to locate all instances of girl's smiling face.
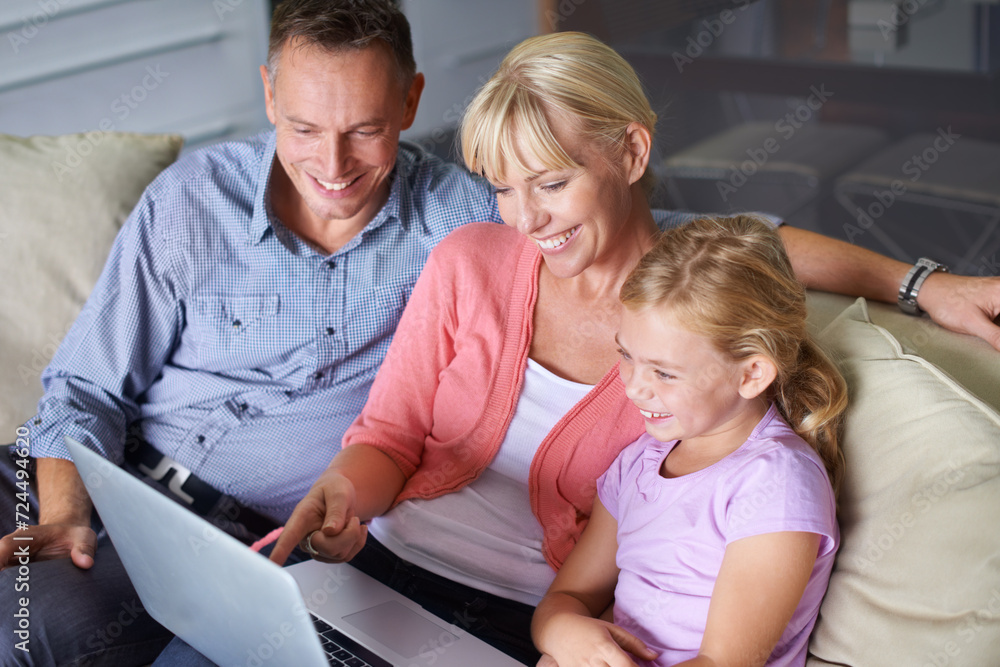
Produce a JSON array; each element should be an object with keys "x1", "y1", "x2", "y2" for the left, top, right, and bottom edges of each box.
[{"x1": 616, "y1": 305, "x2": 774, "y2": 459}]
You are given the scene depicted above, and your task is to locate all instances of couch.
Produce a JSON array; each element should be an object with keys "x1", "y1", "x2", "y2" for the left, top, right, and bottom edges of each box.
[{"x1": 2, "y1": 132, "x2": 999, "y2": 665}]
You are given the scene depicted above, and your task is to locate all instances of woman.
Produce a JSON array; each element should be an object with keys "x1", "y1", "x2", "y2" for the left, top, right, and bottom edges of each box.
[{"x1": 264, "y1": 31, "x2": 1000, "y2": 665}]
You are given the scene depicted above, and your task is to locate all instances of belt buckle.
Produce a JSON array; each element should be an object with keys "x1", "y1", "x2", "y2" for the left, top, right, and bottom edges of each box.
[{"x1": 137, "y1": 457, "x2": 197, "y2": 505}]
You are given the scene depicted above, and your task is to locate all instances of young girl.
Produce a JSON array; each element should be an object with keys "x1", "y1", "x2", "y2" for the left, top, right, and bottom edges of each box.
[{"x1": 532, "y1": 215, "x2": 847, "y2": 667}]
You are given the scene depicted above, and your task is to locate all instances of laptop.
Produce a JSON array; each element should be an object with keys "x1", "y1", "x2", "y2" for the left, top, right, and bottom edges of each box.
[{"x1": 65, "y1": 437, "x2": 526, "y2": 667}]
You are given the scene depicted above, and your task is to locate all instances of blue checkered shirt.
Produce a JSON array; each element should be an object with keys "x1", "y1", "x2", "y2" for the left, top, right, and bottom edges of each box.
[{"x1": 28, "y1": 132, "x2": 500, "y2": 521}]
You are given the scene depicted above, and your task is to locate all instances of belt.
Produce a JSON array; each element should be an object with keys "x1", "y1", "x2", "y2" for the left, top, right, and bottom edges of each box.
[{"x1": 123, "y1": 438, "x2": 280, "y2": 538}]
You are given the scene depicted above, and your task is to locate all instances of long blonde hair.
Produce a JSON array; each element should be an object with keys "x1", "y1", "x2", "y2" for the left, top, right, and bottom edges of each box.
[
  {"x1": 460, "y1": 31, "x2": 656, "y2": 187},
  {"x1": 620, "y1": 216, "x2": 848, "y2": 494}
]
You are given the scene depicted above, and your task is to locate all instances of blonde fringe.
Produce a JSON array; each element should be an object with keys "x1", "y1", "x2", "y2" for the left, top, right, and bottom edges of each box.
[{"x1": 460, "y1": 32, "x2": 656, "y2": 184}]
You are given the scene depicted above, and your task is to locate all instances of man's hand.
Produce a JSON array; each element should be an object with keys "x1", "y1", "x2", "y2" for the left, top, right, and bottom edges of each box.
[
  {"x1": 0, "y1": 523, "x2": 97, "y2": 570},
  {"x1": 780, "y1": 225, "x2": 1000, "y2": 351},
  {"x1": 0, "y1": 456, "x2": 97, "y2": 570},
  {"x1": 918, "y1": 272, "x2": 1000, "y2": 352},
  {"x1": 269, "y1": 466, "x2": 368, "y2": 566}
]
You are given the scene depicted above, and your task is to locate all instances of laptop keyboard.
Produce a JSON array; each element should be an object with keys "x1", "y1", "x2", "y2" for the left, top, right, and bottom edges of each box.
[{"x1": 311, "y1": 614, "x2": 392, "y2": 667}]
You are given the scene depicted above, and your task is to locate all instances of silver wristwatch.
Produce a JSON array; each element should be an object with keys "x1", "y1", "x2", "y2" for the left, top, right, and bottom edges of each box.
[{"x1": 898, "y1": 257, "x2": 948, "y2": 315}]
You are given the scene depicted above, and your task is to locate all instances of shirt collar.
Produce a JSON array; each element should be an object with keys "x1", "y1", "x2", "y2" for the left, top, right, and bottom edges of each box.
[
  {"x1": 247, "y1": 132, "x2": 410, "y2": 254},
  {"x1": 248, "y1": 131, "x2": 279, "y2": 245}
]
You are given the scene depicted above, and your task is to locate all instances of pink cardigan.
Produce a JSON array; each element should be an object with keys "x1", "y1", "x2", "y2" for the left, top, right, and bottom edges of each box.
[{"x1": 342, "y1": 223, "x2": 645, "y2": 569}]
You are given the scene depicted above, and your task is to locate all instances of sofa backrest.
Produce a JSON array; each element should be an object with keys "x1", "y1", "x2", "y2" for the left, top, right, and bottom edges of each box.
[{"x1": 0, "y1": 132, "x2": 183, "y2": 442}]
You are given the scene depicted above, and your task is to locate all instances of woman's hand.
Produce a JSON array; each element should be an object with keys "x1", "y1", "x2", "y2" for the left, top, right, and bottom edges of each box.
[
  {"x1": 918, "y1": 272, "x2": 1000, "y2": 351},
  {"x1": 269, "y1": 444, "x2": 406, "y2": 566},
  {"x1": 270, "y1": 466, "x2": 368, "y2": 565},
  {"x1": 537, "y1": 613, "x2": 654, "y2": 667}
]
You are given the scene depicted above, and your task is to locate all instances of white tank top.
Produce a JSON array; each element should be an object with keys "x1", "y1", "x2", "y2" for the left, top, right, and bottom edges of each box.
[{"x1": 368, "y1": 359, "x2": 594, "y2": 605}]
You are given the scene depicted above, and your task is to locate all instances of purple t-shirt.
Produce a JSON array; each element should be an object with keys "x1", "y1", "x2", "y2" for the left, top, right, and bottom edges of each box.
[{"x1": 598, "y1": 404, "x2": 839, "y2": 667}]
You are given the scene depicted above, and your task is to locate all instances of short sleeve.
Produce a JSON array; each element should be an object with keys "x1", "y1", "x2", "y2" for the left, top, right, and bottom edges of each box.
[
  {"x1": 723, "y1": 443, "x2": 838, "y2": 558},
  {"x1": 597, "y1": 435, "x2": 652, "y2": 522}
]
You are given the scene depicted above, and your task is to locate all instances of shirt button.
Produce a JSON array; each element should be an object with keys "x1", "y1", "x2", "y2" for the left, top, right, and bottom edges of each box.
[
  {"x1": 314, "y1": 371, "x2": 324, "y2": 380},
  {"x1": 325, "y1": 260, "x2": 336, "y2": 269},
  {"x1": 196, "y1": 435, "x2": 205, "y2": 443},
  {"x1": 325, "y1": 327, "x2": 335, "y2": 335}
]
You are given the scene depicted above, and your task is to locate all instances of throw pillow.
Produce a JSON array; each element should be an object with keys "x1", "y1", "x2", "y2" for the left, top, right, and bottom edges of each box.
[
  {"x1": 0, "y1": 132, "x2": 183, "y2": 442},
  {"x1": 807, "y1": 298, "x2": 1000, "y2": 666}
]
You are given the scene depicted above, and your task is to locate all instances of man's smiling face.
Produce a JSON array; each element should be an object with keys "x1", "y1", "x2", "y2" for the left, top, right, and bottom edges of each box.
[{"x1": 263, "y1": 39, "x2": 422, "y2": 242}]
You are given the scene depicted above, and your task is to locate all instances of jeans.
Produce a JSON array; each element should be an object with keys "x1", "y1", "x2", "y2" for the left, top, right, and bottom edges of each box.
[
  {"x1": 153, "y1": 535, "x2": 540, "y2": 666},
  {"x1": 0, "y1": 446, "x2": 171, "y2": 667}
]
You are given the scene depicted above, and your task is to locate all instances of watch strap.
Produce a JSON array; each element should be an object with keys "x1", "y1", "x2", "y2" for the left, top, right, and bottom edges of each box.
[{"x1": 898, "y1": 257, "x2": 948, "y2": 315}]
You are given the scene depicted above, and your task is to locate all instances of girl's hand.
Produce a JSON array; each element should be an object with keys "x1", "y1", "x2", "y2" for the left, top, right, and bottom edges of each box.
[
  {"x1": 538, "y1": 613, "x2": 656, "y2": 667},
  {"x1": 533, "y1": 499, "x2": 649, "y2": 666},
  {"x1": 695, "y1": 531, "x2": 821, "y2": 667}
]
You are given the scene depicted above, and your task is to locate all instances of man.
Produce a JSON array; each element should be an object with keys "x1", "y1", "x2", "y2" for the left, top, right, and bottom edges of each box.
[{"x1": 0, "y1": 1, "x2": 499, "y2": 664}]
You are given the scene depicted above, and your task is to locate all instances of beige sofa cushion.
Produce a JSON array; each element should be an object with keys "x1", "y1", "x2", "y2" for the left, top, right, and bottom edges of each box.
[
  {"x1": 806, "y1": 290, "x2": 1000, "y2": 412},
  {"x1": 0, "y1": 132, "x2": 183, "y2": 441},
  {"x1": 808, "y1": 298, "x2": 1000, "y2": 666}
]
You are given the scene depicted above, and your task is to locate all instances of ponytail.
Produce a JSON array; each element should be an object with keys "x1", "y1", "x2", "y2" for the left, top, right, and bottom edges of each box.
[{"x1": 774, "y1": 338, "x2": 848, "y2": 495}]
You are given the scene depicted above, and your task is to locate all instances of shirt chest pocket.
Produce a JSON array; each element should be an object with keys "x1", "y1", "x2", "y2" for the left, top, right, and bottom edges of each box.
[
  {"x1": 190, "y1": 294, "x2": 281, "y2": 357},
  {"x1": 344, "y1": 279, "x2": 416, "y2": 348}
]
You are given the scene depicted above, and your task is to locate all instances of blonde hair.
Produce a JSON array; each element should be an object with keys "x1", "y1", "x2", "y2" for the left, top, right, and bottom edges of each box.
[
  {"x1": 460, "y1": 31, "x2": 656, "y2": 186},
  {"x1": 620, "y1": 216, "x2": 848, "y2": 495}
]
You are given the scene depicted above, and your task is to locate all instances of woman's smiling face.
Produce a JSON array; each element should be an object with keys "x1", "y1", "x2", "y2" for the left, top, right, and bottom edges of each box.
[{"x1": 489, "y1": 113, "x2": 645, "y2": 280}]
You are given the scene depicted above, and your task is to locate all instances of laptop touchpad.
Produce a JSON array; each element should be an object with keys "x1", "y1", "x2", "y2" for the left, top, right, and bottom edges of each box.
[{"x1": 344, "y1": 601, "x2": 459, "y2": 659}]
